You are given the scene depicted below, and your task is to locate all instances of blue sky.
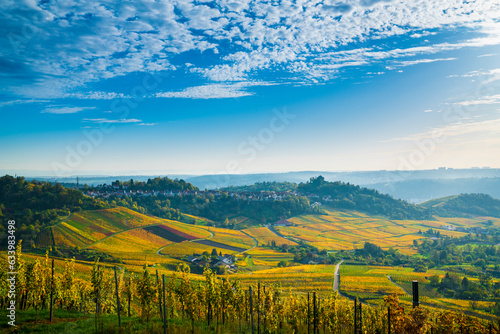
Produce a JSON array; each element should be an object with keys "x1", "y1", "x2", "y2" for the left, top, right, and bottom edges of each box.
[{"x1": 0, "y1": 0, "x2": 499, "y2": 177}]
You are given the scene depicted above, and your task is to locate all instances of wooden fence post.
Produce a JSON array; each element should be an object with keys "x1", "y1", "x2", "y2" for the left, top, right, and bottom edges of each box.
[
  {"x1": 162, "y1": 274, "x2": 167, "y2": 334},
  {"x1": 114, "y1": 267, "x2": 121, "y2": 328},
  {"x1": 308, "y1": 292, "x2": 310, "y2": 334},
  {"x1": 313, "y1": 292, "x2": 317, "y2": 334},
  {"x1": 359, "y1": 302, "x2": 362, "y2": 334},
  {"x1": 250, "y1": 287, "x2": 254, "y2": 334},
  {"x1": 263, "y1": 285, "x2": 266, "y2": 333},
  {"x1": 156, "y1": 270, "x2": 163, "y2": 321},
  {"x1": 388, "y1": 306, "x2": 391, "y2": 334},
  {"x1": 257, "y1": 282, "x2": 260, "y2": 334},
  {"x1": 128, "y1": 277, "x2": 131, "y2": 317},
  {"x1": 49, "y1": 258, "x2": 54, "y2": 322}
]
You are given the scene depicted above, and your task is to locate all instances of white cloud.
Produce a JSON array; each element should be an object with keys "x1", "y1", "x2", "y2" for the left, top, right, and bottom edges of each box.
[
  {"x1": 156, "y1": 82, "x2": 272, "y2": 99},
  {"x1": 64, "y1": 92, "x2": 131, "y2": 100},
  {"x1": 424, "y1": 109, "x2": 433, "y2": 113},
  {"x1": 0, "y1": 99, "x2": 51, "y2": 108},
  {"x1": 477, "y1": 53, "x2": 498, "y2": 58},
  {"x1": 383, "y1": 118, "x2": 500, "y2": 143},
  {"x1": 1, "y1": 0, "x2": 500, "y2": 98},
  {"x1": 454, "y1": 94, "x2": 500, "y2": 106},
  {"x1": 448, "y1": 68, "x2": 500, "y2": 85},
  {"x1": 83, "y1": 118, "x2": 142, "y2": 123},
  {"x1": 138, "y1": 123, "x2": 157, "y2": 126},
  {"x1": 386, "y1": 57, "x2": 456, "y2": 70},
  {"x1": 42, "y1": 106, "x2": 96, "y2": 114}
]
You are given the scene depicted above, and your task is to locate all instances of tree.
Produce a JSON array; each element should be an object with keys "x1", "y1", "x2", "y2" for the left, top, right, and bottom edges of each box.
[
  {"x1": 136, "y1": 265, "x2": 155, "y2": 321},
  {"x1": 429, "y1": 275, "x2": 440, "y2": 286},
  {"x1": 277, "y1": 260, "x2": 288, "y2": 267},
  {"x1": 62, "y1": 258, "x2": 77, "y2": 315}
]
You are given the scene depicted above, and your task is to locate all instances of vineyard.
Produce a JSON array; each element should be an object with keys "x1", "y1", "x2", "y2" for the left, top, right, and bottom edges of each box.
[
  {"x1": 1, "y1": 247, "x2": 498, "y2": 334},
  {"x1": 243, "y1": 227, "x2": 298, "y2": 247},
  {"x1": 276, "y1": 209, "x2": 479, "y2": 254}
]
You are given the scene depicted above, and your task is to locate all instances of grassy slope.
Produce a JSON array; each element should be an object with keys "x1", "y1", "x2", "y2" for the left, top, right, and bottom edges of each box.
[{"x1": 420, "y1": 195, "x2": 459, "y2": 208}]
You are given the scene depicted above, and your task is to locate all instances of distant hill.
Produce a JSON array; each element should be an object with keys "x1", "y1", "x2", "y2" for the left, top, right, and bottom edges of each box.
[
  {"x1": 26, "y1": 169, "x2": 500, "y2": 202},
  {"x1": 422, "y1": 193, "x2": 500, "y2": 218},
  {"x1": 369, "y1": 177, "x2": 500, "y2": 203},
  {"x1": 297, "y1": 176, "x2": 431, "y2": 220},
  {"x1": 221, "y1": 181, "x2": 298, "y2": 192},
  {"x1": 0, "y1": 175, "x2": 109, "y2": 247},
  {"x1": 182, "y1": 169, "x2": 500, "y2": 190}
]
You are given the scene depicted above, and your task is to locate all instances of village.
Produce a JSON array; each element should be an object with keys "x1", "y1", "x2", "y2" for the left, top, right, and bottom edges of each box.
[
  {"x1": 83, "y1": 185, "x2": 332, "y2": 208},
  {"x1": 185, "y1": 251, "x2": 238, "y2": 274}
]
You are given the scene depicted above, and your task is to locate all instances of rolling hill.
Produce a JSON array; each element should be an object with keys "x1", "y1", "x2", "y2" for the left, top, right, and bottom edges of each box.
[
  {"x1": 422, "y1": 193, "x2": 500, "y2": 218},
  {"x1": 298, "y1": 176, "x2": 431, "y2": 220},
  {"x1": 42, "y1": 207, "x2": 211, "y2": 250}
]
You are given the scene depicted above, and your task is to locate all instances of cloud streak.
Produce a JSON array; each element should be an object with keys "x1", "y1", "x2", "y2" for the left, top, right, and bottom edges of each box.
[
  {"x1": 83, "y1": 118, "x2": 142, "y2": 123},
  {"x1": 42, "y1": 106, "x2": 96, "y2": 114},
  {"x1": 383, "y1": 118, "x2": 500, "y2": 143}
]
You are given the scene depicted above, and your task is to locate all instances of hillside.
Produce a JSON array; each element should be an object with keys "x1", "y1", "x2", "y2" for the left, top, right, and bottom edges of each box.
[
  {"x1": 0, "y1": 175, "x2": 109, "y2": 247},
  {"x1": 298, "y1": 176, "x2": 431, "y2": 220},
  {"x1": 422, "y1": 193, "x2": 500, "y2": 218},
  {"x1": 48, "y1": 207, "x2": 211, "y2": 249}
]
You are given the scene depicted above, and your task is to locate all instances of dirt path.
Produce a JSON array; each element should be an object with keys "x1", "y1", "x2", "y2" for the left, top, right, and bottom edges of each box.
[
  {"x1": 238, "y1": 231, "x2": 258, "y2": 255},
  {"x1": 387, "y1": 275, "x2": 410, "y2": 294},
  {"x1": 53, "y1": 212, "x2": 73, "y2": 227},
  {"x1": 267, "y1": 225, "x2": 288, "y2": 239},
  {"x1": 333, "y1": 259, "x2": 344, "y2": 291}
]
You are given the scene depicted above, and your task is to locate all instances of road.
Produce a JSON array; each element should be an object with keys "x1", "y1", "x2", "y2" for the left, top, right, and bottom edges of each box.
[
  {"x1": 333, "y1": 259, "x2": 344, "y2": 291},
  {"x1": 387, "y1": 275, "x2": 410, "y2": 294},
  {"x1": 238, "y1": 231, "x2": 258, "y2": 255}
]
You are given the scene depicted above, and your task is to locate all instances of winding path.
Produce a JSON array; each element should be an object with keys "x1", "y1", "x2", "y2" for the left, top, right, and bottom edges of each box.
[
  {"x1": 53, "y1": 212, "x2": 73, "y2": 227},
  {"x1": 267, "y1": 225, "x2": 293, "y2": 241},
  {"x1": 333, "y1": 259, "x2": 344, "y2": 292},
  {"x1": 238, "y1": 231, "x2": 258, "y2": 255},
  {"x1": 387, "y1": 275, "x2": 410, "y2": 295}
]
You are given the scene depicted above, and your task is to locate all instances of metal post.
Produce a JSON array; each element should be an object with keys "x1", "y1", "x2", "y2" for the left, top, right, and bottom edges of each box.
[{"x1": 412, "y1": 280, "x2": 419, "y2": 308}]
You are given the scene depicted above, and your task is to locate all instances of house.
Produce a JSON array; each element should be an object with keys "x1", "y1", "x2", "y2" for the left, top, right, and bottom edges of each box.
[{"x1": 275, "y1": 220, "x2": 292, "y2": 227}]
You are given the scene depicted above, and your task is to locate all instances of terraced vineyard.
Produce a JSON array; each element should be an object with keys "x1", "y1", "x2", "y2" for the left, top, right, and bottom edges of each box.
[
  {"x1": 23, "y1": 205, "x2": 500, "y2": 323},
  {"x1": 230, "y1": 264, "x2": 338, "y2": 296},
  {"x1": 276, "y1": 208, "x2": 473, "y2": 254},
  {"x1": 243, "y1": 226, "x2": 298, "y2": 246},
  {"x1": 338, "y1": 265, "x2": 405, "y2": 303}
]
